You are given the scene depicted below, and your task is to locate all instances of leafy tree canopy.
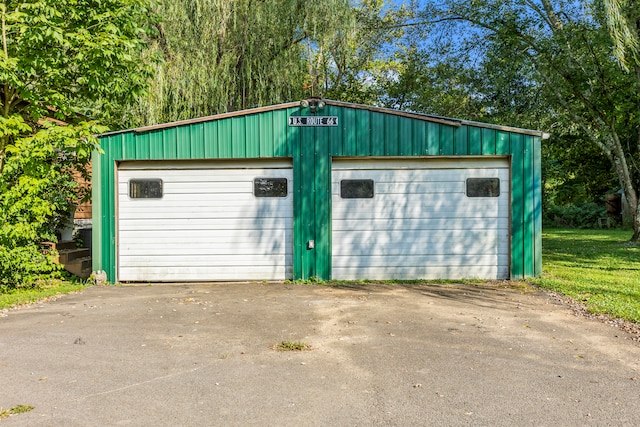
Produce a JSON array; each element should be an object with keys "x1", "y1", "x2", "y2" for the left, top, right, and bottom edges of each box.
[
  {"x1": 0, "y1": 0, "x2": 152, "y2": 126},
  {"x1": 128, "y1": 0, "x2": 409, "y2": 126},
  {"x1": 404, "y1": 0, "x2": 640, "y2": 239}
]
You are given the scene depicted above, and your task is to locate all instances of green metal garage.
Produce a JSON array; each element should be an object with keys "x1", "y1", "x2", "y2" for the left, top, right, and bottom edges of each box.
[{"x1": 93, "y1": 100, "x2": 543, "y2": 282}]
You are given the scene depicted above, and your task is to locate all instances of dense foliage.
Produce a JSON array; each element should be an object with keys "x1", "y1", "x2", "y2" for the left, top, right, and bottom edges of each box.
[
  {"x1": 0, "y1": 0, "x2": 150, "y2": 289},
  {"x1": 393, "y1": 0, "x2": 639, "y2": 238},
  {"x1": 128, "y1": 0, "x2": 407, "y2": 126},
  {"x1": 544, "y1": 202, "x2": 608, "y2": 229}
]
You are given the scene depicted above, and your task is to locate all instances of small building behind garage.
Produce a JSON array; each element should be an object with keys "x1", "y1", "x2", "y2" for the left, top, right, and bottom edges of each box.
[{"x1": 94, "y1": 100, "x2": 543, "y2": 283}]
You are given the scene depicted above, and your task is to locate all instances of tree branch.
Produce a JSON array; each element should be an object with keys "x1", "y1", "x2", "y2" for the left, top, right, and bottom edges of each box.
[{"x1": 540, "y1": 0, "x2": 564, "y2": 32}]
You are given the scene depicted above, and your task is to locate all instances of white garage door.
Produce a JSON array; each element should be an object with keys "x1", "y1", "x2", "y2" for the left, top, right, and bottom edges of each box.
[
  {"x1": 117, "y1": 161, "x2": 293, "y2": 282},
  {"x1": 332, "y1": 159, "x2": 510, "y2": 280}
]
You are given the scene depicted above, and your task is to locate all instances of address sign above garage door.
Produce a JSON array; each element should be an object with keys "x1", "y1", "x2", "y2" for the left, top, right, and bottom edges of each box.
[{"x1": 288, "y1": 116, "x2": 338, "y2": 126}]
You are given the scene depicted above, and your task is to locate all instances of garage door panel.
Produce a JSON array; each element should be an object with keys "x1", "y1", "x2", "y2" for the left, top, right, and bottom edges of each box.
[
  {"x1": 333, "y1": 218, "x2": 508, "y2": 231},
  {"x1": 332, "y1": 204, "x2": 509, "y2": 220},
  {"x1": 332, "y1": 193, "x2": 508, "y2": 208},
  {"x1": 118, "y1": 167, "x2": 287, "y2": 179},
  {"x1": 119, "y1": 181, "x2": 254, "y2": 194},
  {"x1": 119, "y1": 241, "x2": 292, "y2": 256},
  {"x1": 334, "y1": 168, "x2": 509, "y2": 181},
  {"x1": 332, "y1": 244, "x2": 508, "y2": 258},
  {"x1": 120, "y1": 266, "x2": 293, "y2": 282},
  {"x1": 118, "y1": 165, "x2": 293, "y2": 281},
  {"x1": 119, "y1": 232, "x2": 291, "y2": 253},
  {"x1": 119, "y1": 220, "x2": 291, "y2": 234},
  {"x1": 331, "y1": 228, "x2": 508, "y2": 241},
  {"x1": 332, "y1": 180, "x2": 510, "y2": 194},
  {"x1": 332, "y1": 160, "x2": 510, "y2": 280},
  {"x1": 332, "y1": 233, "x2": 509, "y2": 256},
  {"x1": 118, "y1": 192, "x2": 292, "y2": 206},
  {"x1": 120, "y1": 246, "x2": 291, "y2": 258},
  {"x1": 118, "y1": 205, "x2": 292, "y2": 220},
  {"x1": 333, "y1": 181, "x2": 464, "y2": 194},
  {"x1": 119, "y1": 254, "x2": 293, "y2": 267},
  {"x1": 119, "y1": 192, "x2": 292, "y2": 203},
  {"x1": 333, "y1": 217, "x2": 509, "y2": 231},
  {"x1": 119, "y1": 220, "x2": 292, "y2": 236},
  {"x1": 332, "y1": 266, "x2": 509, "y2": 281},
  {"x1": 332, "y1": 254, "x2": 510, "y2": 268}
]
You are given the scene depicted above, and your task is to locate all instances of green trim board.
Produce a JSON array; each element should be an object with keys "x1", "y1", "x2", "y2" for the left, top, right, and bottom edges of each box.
[{"x1": 94, "y1": 100, "x2": 543, "y2": 282}]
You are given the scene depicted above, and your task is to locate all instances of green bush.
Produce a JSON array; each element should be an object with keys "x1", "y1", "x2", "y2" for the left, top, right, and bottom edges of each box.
[
  {"x1": 0, "y1": 0, "x2": 149, "y2": 291},
  {"x1": 0, "y1": 245, "x2": 61, "y2": 291},
  {"x1": 543, "y1": 202, "x2": 607, "y2": 228},
  {"x1": 0, "y1": 119, "x2": 103, "y2": 290}
]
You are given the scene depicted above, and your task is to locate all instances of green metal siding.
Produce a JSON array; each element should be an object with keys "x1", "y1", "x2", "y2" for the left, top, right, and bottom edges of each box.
[
  {"x1": 314, "y1": 128, "x2": 332, "y2": 280},
  {"x1": 533, "y1": 135, "x2": 543, "y2": 277},
  {"x1": 94, "y1": 102, "x2": 542, "y2": 282},
  {"x1": 413, "y1": 121, "x2": 426, "y2": 155},
  {"x1": 453, "y1": 125, "x2": 468, "y2": 155},
  {"x1": 510, "y1": 133, "x2": 525, "y2": 278},
  {"x1": 291, "y1": 122, "x2": 333, "y2": 280},
  {"x1": 90, "y1": 149, "x2": 103, "y2": 274},
  {"x1": 469, "y1": 127, "x2": 482, "y2": 155},
  {"x1": 523, "y1": 135, "x2": 536, "y2": 277},
  {"x1": 370, "y1": 112, "x2": 385, "y2": 156}
]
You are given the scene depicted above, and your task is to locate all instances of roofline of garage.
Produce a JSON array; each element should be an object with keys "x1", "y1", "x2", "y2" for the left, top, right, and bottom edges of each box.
[{"x1": 99, "y1": 99, "x2": 549, "y2": 139}]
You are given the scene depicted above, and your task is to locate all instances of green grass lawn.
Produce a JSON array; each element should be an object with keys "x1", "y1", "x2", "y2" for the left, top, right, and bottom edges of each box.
[
  {"x1": 531, "y1": 228, "x2": 640, "y2": 323},
  {"x1": 0, "y1": 280, "x2": 89, "y2": 310}
]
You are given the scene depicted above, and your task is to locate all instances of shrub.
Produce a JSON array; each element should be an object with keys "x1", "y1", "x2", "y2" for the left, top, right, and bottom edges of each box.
[
  {"x1": 0, "y1": 119, "x2": 103, "y2": 290},
  {"x1": 544, "y1": 202, "x2": 607, "y2": 228},
  {"x1": 0, "y1": 245, "x2": 61, "y2": 291}
]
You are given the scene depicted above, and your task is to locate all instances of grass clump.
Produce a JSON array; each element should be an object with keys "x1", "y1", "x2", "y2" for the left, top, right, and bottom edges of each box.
[
  {"x1": 273, "y1": 340, "x2": 312, "y2": 351},
  {"x1": 0, "y1": 405, "x2": 35, "y2": 419},
  {"x1": 531, "y1": 228, "x2": 640, "y2": 323}
]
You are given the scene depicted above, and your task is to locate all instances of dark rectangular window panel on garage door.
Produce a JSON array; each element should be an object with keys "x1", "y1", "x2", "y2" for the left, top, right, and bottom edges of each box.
[
  {"x1": 466, "y1": 178, "x2": 500, "y2": 197},
  {"x1": 341, "y1": 179, "x2": 374, "y2": 198},
  {"x1": 254, "y1": 177, "x2": 288, "y2": 197},
  {"x1": 129, "y1": 179, "x2": 163, "y2": 199}
]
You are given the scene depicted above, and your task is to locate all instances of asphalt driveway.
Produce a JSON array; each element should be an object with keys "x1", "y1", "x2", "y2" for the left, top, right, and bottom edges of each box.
[{"x1": 1, "y1": 282, "x2": 639, "y2": 426}]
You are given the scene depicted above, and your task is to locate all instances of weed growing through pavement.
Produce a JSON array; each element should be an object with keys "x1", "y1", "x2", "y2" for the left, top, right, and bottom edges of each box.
[
  {"x1": 0, "y1": 405, "x2": 34, "y2": 419},
  {"x1": 272, "y1": 341, "x2": 312, "y2": 351}
]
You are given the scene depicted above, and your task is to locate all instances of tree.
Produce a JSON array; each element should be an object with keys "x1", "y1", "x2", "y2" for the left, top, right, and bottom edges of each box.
[
  {"x1": 0, "y1": 0, "x2": 153, "y2": 288},
  {"x1": 603, "y1": 0, "x2": 640, "y2": 72},
  {"x1": 379, "y1": 46, "x2": 487, "y2": 117},
  {"x1": 127, "y1": 0, "x2": 309, "y2": 125},
  {"x1": 381, "y1": 20, "x2": 618, "y2": 217},
  {"x1": 309, "y1": 0, "x2": 408, "y2": 105},
  {"x1": 420, "y1": 0, "x2": 640, "y2": 241},
  {"x1": 128, "y1": 0, "x2": 407, "y2": 126}
]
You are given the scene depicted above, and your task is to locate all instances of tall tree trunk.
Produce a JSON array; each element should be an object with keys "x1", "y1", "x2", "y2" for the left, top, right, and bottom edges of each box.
[{"x1": 633, "y1": 201, "x2": 640, "y2": 242}]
